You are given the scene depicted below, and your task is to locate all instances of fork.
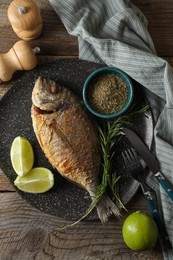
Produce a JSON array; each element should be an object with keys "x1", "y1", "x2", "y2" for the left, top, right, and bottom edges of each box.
[
  {"x1": 122, "y1": 148, "x2": 152, "y2": 198},
  {"x1": 122, "y1": 148, "x2": 172, "y2": 249}
]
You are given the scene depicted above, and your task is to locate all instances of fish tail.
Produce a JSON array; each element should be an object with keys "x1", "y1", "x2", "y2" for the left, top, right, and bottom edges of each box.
[
  {"x1": 96, "y1": 194, "x2": 121, "y2": 224},
  {"x1": 88, "y1": 187, "x2": 121, "y2": 223}
]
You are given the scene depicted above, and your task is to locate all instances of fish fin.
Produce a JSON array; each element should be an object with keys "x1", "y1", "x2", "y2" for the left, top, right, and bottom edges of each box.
[
  {"x1": 88, "y1": 187, "x2": 121, "y2": 223},
  {"x1": 96, "y1": 194, "x2": 121, "y2": 224}
]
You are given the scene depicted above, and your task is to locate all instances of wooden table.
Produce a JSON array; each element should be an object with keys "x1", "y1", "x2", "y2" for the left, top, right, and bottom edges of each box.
[{"x1": 1, "y1": 0, "x2": 172, "y2": 259}]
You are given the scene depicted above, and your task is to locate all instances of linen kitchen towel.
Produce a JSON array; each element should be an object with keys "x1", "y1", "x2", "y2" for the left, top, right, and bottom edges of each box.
[{"x1": 49, "y1": 0, "x2": 173, "y2": 258}]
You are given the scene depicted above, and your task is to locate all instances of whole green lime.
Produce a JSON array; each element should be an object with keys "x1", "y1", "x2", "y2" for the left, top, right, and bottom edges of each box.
[{"x1": 122, "y1": 211, "x2": 158, "y2": 251}]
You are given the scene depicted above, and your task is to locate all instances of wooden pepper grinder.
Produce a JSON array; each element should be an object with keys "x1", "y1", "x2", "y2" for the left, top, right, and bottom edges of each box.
[
  {"x1": 7, "y1": 0, "x2": 43, "y2": 41},
  {"x1": 0, "y1": 40, "x2": 40, "y2": 82}
]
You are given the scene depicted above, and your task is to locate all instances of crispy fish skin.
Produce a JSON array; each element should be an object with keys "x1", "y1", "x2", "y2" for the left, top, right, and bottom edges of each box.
[{"x1": 31, "y1": 77, "x2": 120, "y2": 222}]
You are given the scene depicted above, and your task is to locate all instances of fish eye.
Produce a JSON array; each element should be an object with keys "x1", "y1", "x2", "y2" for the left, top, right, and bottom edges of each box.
[{"x1": 49, "y1": 81, "x2": 61, "y2": 94}]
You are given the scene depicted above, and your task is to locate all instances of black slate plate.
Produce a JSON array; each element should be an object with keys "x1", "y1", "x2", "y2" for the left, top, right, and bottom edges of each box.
[{"x1": 0, "y1": 59, "x2": 153, "y2": 221}]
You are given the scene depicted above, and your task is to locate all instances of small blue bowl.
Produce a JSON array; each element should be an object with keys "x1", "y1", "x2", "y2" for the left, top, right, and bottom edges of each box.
[{"x1": 82, "y1": 67, "x2": 134, "y2": 119}]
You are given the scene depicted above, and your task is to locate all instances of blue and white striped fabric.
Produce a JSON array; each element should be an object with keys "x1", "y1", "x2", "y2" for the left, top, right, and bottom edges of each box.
[{"x1": 49, "y1": 0, "x2": 173, "y2": 258}]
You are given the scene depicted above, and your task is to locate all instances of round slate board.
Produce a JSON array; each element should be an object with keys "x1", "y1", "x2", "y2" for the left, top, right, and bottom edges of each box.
[{"x1": 0, "y1": 59, "x2": 153, "y2": 221}]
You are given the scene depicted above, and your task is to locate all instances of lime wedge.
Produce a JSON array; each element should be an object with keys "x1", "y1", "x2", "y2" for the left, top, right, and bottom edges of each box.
[
  {"x1": 10, "y1": 136, "x2": 34, "y2": 176},
  {"x1": 14, "y1": 167, "x2": 54, "y2": 193}
]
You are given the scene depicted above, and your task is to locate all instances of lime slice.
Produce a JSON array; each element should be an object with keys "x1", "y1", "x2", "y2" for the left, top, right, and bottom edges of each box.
[
  {"x1": 10, "y1": 136, "x2": 34, "y2": 176},
  {"x1": 14, "y1": 167, "x2": 54, "y2": 193}
]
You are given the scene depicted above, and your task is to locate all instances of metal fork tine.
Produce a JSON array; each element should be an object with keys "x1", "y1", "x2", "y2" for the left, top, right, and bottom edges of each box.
[
  {"x1": 122, "y1": 148, "x2": 145, "y2": 183},
  {"x1": 122, "y1": 151, "x2": 128, "y2": 165},
  {"x1": 129, "y1": 148, "x2": 137, "y2": 161},
  {"x1": 122, "y1": 148, "x2": 138, "y2": 167},
  {"x1": 128, "y1": 149, "x2": 137, "y2": 163}
]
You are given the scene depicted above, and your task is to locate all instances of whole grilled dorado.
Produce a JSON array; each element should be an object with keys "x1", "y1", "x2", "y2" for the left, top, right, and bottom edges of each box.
[{"x1": 31, "y1": 77, "x2": 120, "y2": 223}]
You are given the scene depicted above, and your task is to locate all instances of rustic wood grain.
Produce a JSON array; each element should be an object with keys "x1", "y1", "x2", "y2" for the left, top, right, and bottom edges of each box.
[
  {"x1": 0, "y1": 169, "x2": 14, "y2": 191},
  {"x1": 0, "y1": 192, "x2": 162, "y2": 260}
]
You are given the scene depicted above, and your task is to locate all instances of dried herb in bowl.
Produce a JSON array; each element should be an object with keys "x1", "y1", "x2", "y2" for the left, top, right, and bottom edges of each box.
[
  {"x1": 83, "y1": 67, "x2": 133, "y2": 119},
  {"x1": 87, "y1": 74, "x2": 128, "y2": 114}
]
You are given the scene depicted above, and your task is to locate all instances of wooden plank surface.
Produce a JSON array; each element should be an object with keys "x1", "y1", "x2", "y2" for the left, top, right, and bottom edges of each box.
[
  {"x1": 0, "y1": 192, "x2": 162, "y2": 260},
  {"x1": 1, "y1": 0, "x2": 173, "y2": 258}
]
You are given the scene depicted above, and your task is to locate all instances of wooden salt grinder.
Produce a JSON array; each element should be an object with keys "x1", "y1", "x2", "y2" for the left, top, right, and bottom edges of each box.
[{"x1": 0, "y1": 40, "x2": 40, "y2": 82}]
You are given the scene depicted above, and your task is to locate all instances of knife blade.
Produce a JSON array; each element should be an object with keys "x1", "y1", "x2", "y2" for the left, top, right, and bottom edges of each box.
[{"x1": 123, "y1": 127, "x2": 173, "y2": 202}]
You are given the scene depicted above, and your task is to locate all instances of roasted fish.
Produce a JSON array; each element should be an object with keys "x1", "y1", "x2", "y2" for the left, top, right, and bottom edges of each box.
[{"x1": 31, "y1": 77, "x2": 120, "y2": 223}]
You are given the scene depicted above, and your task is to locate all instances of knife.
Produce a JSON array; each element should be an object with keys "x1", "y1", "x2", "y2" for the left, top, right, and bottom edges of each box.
[{"x1": 123, "y1": 127, "x2": 173, "y2": 202}]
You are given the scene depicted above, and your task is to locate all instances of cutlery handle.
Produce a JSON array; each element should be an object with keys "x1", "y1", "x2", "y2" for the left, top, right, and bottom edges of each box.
[
  {"x1": 145, "y1": 193, "x2": 172, "y2": 249},
  {"x1": 155, "y1": 172, "x2": 173, "y2": 202}
]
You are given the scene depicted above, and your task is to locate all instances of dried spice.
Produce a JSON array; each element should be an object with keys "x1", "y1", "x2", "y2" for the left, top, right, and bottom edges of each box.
[{"x1": 88, "y1": 74, "x2": 128, "y2": 114}]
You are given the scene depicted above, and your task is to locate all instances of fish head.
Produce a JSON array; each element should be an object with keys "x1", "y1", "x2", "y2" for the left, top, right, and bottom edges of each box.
[{"x1": 32, "y1": 77, "x2": 66, "y2": 112}]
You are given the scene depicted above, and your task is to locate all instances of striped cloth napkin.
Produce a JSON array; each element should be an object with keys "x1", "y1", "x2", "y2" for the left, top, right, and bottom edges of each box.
[{"x1": 49, "y1": 0, "x2": 173, "y2": 258}]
